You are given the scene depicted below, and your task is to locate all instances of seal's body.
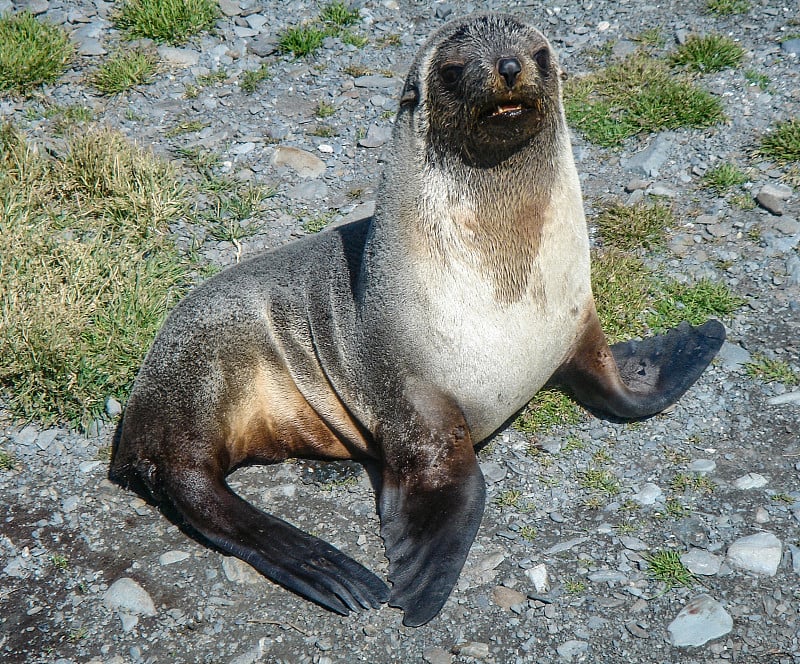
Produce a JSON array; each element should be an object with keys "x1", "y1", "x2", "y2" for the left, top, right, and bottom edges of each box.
[{"x1": 112, "y1": 14, "x2": 725, "y2": 627}]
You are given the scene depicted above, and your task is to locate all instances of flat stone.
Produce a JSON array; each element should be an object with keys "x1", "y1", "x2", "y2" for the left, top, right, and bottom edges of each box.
[
  {"x1": 480, "y1": 461, "x2": 506, "y2": 483},
  {"x1": 756, "y1": 191, "x2": 785, "y2": 215},
  {"x1": 680, "y1": 548, "x2": 722, "y2": 576},
  {"x1": 158, "y1": 46, "x2": 200, "y2": 67},
  {"x1": 621, "y1": 134, "x2": 672, "y2": 177},
  {"x1": 222, "y1": 556, "x2": 263, "y2": 584},
  {"x1": 61, "y1": 495, "x2": 80, "y2": 513},
  {"x1": 492, "y1": 585, "x2": 526, "y2": 610},
  {"x1": 36, "y1": 429, "x2": 58, "y2": 451},
  {"x1": 688, "y1": 459, "x2": 716, "y2": 474},
  {"x1": 760, "y1": 182, "x2": 793, "y2": 200},
  {"x1": 218, "y1": 0, "x2": 242, "y2": 16},
  {"x1": 24, "y1": 0, "x2": 50, "y2": 15},
  {"x1": 774, "y1": 216, "x2": 800, "y2": 235},
  {"x1": 789, "y1": 544, "x2": 800, "y2": 574},
  {"x1": 358, "y1": 124, "x2": 392, "y2": 148},
  {"x1": 648, "y1": 182, "x2": 678, "y2": 198},
  {"x1": 79, "y1": 460, "x2": 103, "y2": 473},
  {"x1": 619, "y1": 536, "x2": 648, "y2": 551},
  {"x1": 632, "y1": 482, "x2": 662, "y2": 505},
  {"x1": 768, "y1": 390, "x2": 800, "y2": 405},
  {"x1": 716, "y1": 341, "x2": 751, "y2": 370},
  {"x1": 271, "y1": 146, "x2": 326, "y2": 179},
  {"x1": 159, "y1": 550, "x2": 191, "y2": 565},
  {"x1": 556, "y1": 640, "x2": 588, "y2": 661},
  {"x1": 452, "y1": 642, "x2": 489, "y2": 659},
  {"x1": 286, "y1": 180, "x2": 328, "y2": 200},
  {"x1": 341, "y1": 201, "x2": 375, "y2": 224},
  {"x1": 733, "y1": 472, "x2": 768, "y2": 489},
  {"x1": 782, "y1": 38, "x2": 800, "y2": 55},
  {"x1": 105, "y1": 396, "x2": 122, "y2": 418},
  {"x1": 588, "y1": 570, "x2": 627, "y2": 583},
  {"x1": 727, "y1": 532, "x2": 782, "y2": 575},
  {"x1": 667, "y1": 594, "x2": 733, "y2": 647},
  {"x1": 546, "y1": 537, "x2": 588, "y2": 555},
  {"x1": 353, "y1": 75, "x2": 396, "y2": 89},
  {"x1": 423, "y1": 647, "x2": 452, "y2": 664},
  {"x1": 103, "y1": 578, "x2": 156, "y2": 616},
  {"x1": 525, "y1": 563, "x2": 550, "y2": 593}
]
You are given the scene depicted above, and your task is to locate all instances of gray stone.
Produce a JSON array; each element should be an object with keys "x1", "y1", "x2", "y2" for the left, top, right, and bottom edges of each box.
[
  {"x1": 680, "y1": 548, "x2": 722, "y2": 576},
  {"x1": 158, "y1": 46, "x2": 201, "y2": 67},
  {"x1": 760, "y1": 183, "x2": 793, "y2": 200},
  {"x1": 353, "y1": 75, "x2": 396, "y2": 89},
  {"x1": 271, "y1": 146, "x2": 326, "y2": 178},
  {"x1": 632, "y1": 482, "x2": 662, "y2": 505},
  {"x1": 789, "y1": 544, "x2": 800, "y2": 574},
  {"x1": 229, "y1": 638, "x2": 270, "y2": 664},
  {"x1": 788, "y1": 253, "x2": 800, "y2": 286},
  {"x1": 24, "y1": 0, "x2": 50, "y2": 15},
  {"x1": 546, "y1": 537, "x2": 588, "y2": 554},
  {"x1": 556, "y1": 640, "x2": 588, "y2": 661},
  {"x1": 16, "y1": 424, "x2": 39, "y2": 448},
  {"x1": 103, "y1": 578, "x2": 157, "y2": 616},
  {"x1": 341, "y1": 201, "x2": 375, "y2": 224},
  {"x1": 492, "y1": 585, "x2": 526, "y2": 610},
  {"x1": 222, "y1": 556, "x2": 262, "y2": 584},
  {"x1": 619, "y1": 536, "x2": 648, "y2": 551},
  {"x1": 727, "y1": 532, "x2": 782, "y2": 575},
  {"x1": 453, "y1": 642, "x2": 489, "y2": 659},
  {"x1": 159, "y1": 550, "x2": 191, "y2": 565},
  {"x1": 525, "y1": 563, "x2": 549, "y2": 593},
  {"x1": 248, "y1": 36, "x2": 279, "y2": 57},
  {"x1": 733, "y1": 472, "x2": 768, "y2": 489},
  {"x1": 781, "y1": 38, "x2": 800, "y2": 55},
  {"x1": 217, "y1": 0, "x2": 242, "y2": 16},
  {"x1": 756, "y1": 191, "x2": 785, "y2": 215},
  {"x1": 36, "y1": 429, "x2": 58, "y2": 451},
  {"x1": 105, "y1": 396, "x2": 122, "y2": 418},
  {"x1": 621, "y1": 134, "x2": 672, "y2": 177},
  {"x1": 774, "y1": 216, "x2": 800, "y2": 235},
  {"x1": 688, "y1": 459, "x2": 716, "y2": 474},
  {"x1": 588, "y1": 570, "x2": 627, "y2": 583},
  {"x1": 716, "y1": 341, "x2": 751, "y2": 369},
  {"x1": 61, "y1": 495, "x2": 80, "y2": 513},
  {"x1": 286, "y1": 180, "x2": 328, "y2": 200},
  {"x1": 480, "y1": 461, "x2": 506, "y2": 483},
  {"x1": 423, "y1": 647, "x2": 452, "y2": 664},
  {"x1": 667, "y1": 594, "x2": 733, "y2": 647},
  {"x1": 648, "y1": 183, "x2": 678, "y2": 198},
  {"x1": 768, "y1": 390, "x2": 800, "y2": 405},
  {"x1": 358, "y1": 124, "x2": 392, "y2": 148}
]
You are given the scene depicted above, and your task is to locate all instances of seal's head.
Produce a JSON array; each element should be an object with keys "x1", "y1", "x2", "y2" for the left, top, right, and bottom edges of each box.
[{"x1": 399, "y1": 14, "x2": 563, "y2": 168}]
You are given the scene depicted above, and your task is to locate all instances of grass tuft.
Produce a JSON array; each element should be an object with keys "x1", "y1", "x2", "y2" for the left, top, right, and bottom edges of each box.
[
  {"x1": 240, "y1": 64, "x2": 270, "y2": 94},
  {"x1": 759, "y1": 118, "x2": 800, "y2": 164},
  {"x1": 648, "y1": 278, "x2": 745, "y2": 331},
  {"x1": 591, "y1": 250, "x2": 654, "y2": 342},
  {"x1": 579, "y1": 469, "x2": 621, "y2": 496},
  {"x1": 495, "y1": 489, "x2": 522, "y2": 508},
  {"x1": 513, "y1": 389, "x2": 583, "y2": 434},
  {"x1": 91, "y1": 49, "x2": 157, "y2": 95},
  {"x1": 278, "y1": 25, "x2": 327, "y2": 57},
  {"x1": 0, "y1": 12, "x2": 74, "y2": 94},
  {"x1": 706, "y1": 0, "x2": 750, "y2": 14},
  {"x1": 702, "y1": 162, "x2": 748, "y2": 193},
  {"x1": 670, "y1": 34, "x2": 744, "y2": 73},
  {"x1": 320, "y1": 1, "x2": 360, "y2": 27},
  {"x1": 595, "y1": 200, "x2": 672, "y2": 251},
  {"x1": 644, "y1": 550, "x2": 696, "y2": 588},
  {"x1": 0, "y1": 124, "x2": 191, "y2": 429},
  {"x1": 745, "y1": 355, "x2": 799, "y2": 386},
  {"x1": 0, "y1": 449, "x2": 14, "y2": 470},
  {"x1": 565, "y1": 53, "x2": 725, "y2": 147},
  {"x1": 116, "y1": 0, "x2": 219, "y2": 45}
]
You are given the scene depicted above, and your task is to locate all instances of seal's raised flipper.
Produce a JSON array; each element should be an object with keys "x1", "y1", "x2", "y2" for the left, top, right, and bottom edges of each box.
[
  {"x1": 378, "y1": 387, "x2": 486, "y2": 627},
  {"x1": 159, "y1": 466, "x2": 389, "y2": 614},
  {"x1": 552, "y1": 310, "x2": 725, "y2": 421}
]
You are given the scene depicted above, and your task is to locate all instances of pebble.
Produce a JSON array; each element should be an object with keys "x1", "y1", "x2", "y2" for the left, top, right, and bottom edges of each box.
[
  {"x1": 556, "y1": 640, "x2": 588, "y2": 661},
  {"x1": 524, "y1": 563, "x2": 550, "y2": 593},
  {"x1": 621, "y1": 134, "x2": 672, "y2": 177},
  {"x1": 680, "y1": 548, "x2": 723, "y2": 576},
  {"x1": 222, "y1": 556, "x2": 263, "y2": 584},
  {"x1": 452, "y1": 642, "x2": 489, "y2": 659},
  {"x1": 229, "y1": 638, "x2": 270, "y2": 664},
  {"x1": 546, "y1": 537, "x2": 588, "y2": 554},
  {"x1": 587, "y1": 570, "x2": 627, "y2": 583},
  {"x1": 480, "y1": 461, "x2": 506, "y2": 483},
  {"x1": 618, "y1": 536, "x2": 647, "y2": 551},
  {"x1": 789, "y1": 545, "x2": 800, "y2": 574},
  {"x1": 727, "y1": 532, "x2": 783, "y2": 576},
  {"x1": 159, "y1": 550, "x2": 191, "y2": 565},
  {"x1": 733, "y1": 472, "x2": 768, "y2": 489},
  {"x1": 105, "y1": 396, "x2": 122, "y2": 418},
  {"x1": 103, "y1": 578, "x2": 157, "y2": 617},
  {"x1": 423, "y1": 647, "x2": 452, "y2": 664},
  {"x1": 353, "y1": 75, "x2": 396, "y2": 89},
  {"x1": 716, "y1": 341, "x2": 752, "y2": 369},
  {"x1": 357, "y1": 123, "x2": 392, "y2": 148},
  {"x1": 688, "y1": 459, "x2": 716, "y2": 474},
  {"x1": 158, "y1": 46, "x2": 201, "y2": 67},
  {"x1": 271, "y1": 146, "x2": 326, "y2": 178},
  {"x1": 667, "y1": 594, "x2": 733, "y2": 647},
  {"x1": 782, "y1": 38, "x2": 800, "y2": 55},
  {"x1": 492, "y1": 585, "x2": 527, "y2": 610},
  {"x1": 61, "y1": 495, "x2": 80, "y2": 512},
  {"x1": 756, "y1": 191, "x2": 785, "y2": 215}
]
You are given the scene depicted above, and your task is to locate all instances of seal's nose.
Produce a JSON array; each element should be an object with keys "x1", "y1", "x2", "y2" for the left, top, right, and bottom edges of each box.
[{"x1": 497, "y1": 57, "x2": 522, "y2": 88}]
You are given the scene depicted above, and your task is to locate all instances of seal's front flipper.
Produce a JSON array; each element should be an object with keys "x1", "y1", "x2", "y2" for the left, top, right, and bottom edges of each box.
[
  {"x1": 161, "y1": 466, "x2": 389, "y2": 615},
  {"x1": 552, "y1": 309, "x2": 725, "y2": 421},
  {"x1": 378, "y1": 388, "x2": 486, "y2": 627}
]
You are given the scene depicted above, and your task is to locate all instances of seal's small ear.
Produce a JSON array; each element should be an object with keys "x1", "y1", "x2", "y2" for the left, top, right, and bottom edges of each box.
[{"x1": 400, "y1": 84, "x2": 419, "y2": 107}]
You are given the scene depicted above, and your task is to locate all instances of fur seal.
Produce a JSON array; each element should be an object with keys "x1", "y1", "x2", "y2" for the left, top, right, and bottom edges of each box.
[{"x1": 110, "y1": 14, "x2": 725, "y2": 627}]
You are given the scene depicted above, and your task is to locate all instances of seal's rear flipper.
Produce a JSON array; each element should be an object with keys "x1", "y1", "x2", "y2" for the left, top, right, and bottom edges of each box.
[
  {"x1": 552, "y1": 312, "x2": 725, "y2": 421},
  {"x1": 161, "y1": 467, "x2": 389, "y2": 614},
  {"x1": 378, "y1": 387, "x2": 486, "y2": 627}
]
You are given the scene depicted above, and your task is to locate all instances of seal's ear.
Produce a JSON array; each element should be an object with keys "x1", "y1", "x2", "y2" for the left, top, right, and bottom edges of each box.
[{"x1": 400, "y1": 84, "x2": 419, "y2": 108}]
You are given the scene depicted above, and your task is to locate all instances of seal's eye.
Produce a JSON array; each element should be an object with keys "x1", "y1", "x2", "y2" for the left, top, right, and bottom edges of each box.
[
  {"x1": 440, "y1": 64, "x2": 464, "y2": 88},
  {"x1": 533, "y1": 48, "x2": 550, "y2": 76}
]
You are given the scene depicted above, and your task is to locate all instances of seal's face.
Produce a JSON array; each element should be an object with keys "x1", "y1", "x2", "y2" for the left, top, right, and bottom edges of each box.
[{"x1": 400, "y1": 15, "x2": 562, "y2": 168}]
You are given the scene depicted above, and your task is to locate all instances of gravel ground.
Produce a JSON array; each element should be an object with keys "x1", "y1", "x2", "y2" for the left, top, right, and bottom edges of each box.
[{"x1": 1, "y1": 0, "x2": 800, "y2": 662}]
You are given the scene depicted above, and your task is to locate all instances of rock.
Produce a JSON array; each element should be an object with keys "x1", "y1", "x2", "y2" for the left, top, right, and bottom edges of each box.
[
  {"x1": 525, "y1": 563, "x2": 550, "y2": 593},
  {"x1": 556, "y1": 639, "x2": 588, "y2": 661},
  {"x1": 625, "y1": 621, "x2": 649, "y2": 639},
  {"x1": 492, "y1": 585, "x2": 526, "y2": 610},
  {"x1": 621, "y1": 134, "x2": 672, "y2": 177},
  {"x1": 648, "y1": 182, "x2": 678, "y2": 198},
  {"x1": 24, "y1": 0, "x2": 50, "y2": 15},
  {"x1": 61, "y1": 495, "x2": 80, "y2": 513},
  {"x1": 358, "y1": 124, "x2": 392, "y2": 148},
  {"x1": 271, "y1": 146, "x2": 326, "y2": 178},
  {"x1": 786, "y1": 254, "x2": 800, "y2": 287},
  {"x1": 755, "y1": 506, "x2": 770, "y2": 523},
  {"x1": 286, "y1": 180, "x2": 328, "y2": 200},
  {"x1": 103, "y1": 578, "x2": 157, "y2": 617},
  {"x1": 768, "y1": 390, "x2": 800, "y2": 406},
  {"x1": 774, "y1": 216, "x2": 800, "y2": 235},
  {"x1": 760, "y1": 182, "x2": 793, "y2": 200},
  {"x1": 727, "y1": 532, "x2": 782, "y2": 575},
  {"x1": 688, "y1": 459, "x2": 716, "y2": 474},
  {"x1": 733, "y1": 472, "x2": 768, "y2": 489},
  {"x1": 248, "y1": 35, "x2": 279, "y2": 57},
  {"x1": 789, "y1": 544, "x2": 800, "y2": 574},
  {"x1": 680, "y1": 548, "x2": 722, "y2": 576},
  {"x1": 667, "y1": 594, "x2": 733, "y2": 647},
  {"x1": 36, "y1": 429, "x2": 58, "y2": 451},
  {"x1": 480, "y1": 461, "x2": 506, "y2": 483},
  {"x1": 218, "y1": 0, "x2": 242, "y2": 17},
  {"x1": 423, "y1": 647, "x2": 452, "y2": 664},
  {"x1": 587, "y1": 570, "x2": 627, "y2": 583},
  {"x1": 716, "y1": 341, "x2": 751, "y2": 370},
  {"x1": 546, "y1": 537, "x2": 588, "y2": 554},
  {"x1": 222, "y1": 556, "x2": 263, "y2": 584},
  {"x1": 756, "y1": 191, "x2": 785, "y2": 215},
  {"x1": 632, "y1": 482, "x2": 663, "y2": 505},
  {"x1": 159, "y1": 550, "x2": 191, "y2": 565},
  {"x1": 353, "y1": 75, "x2": 396, "y2": 89},
  {"x1": 105, "y1": 396, "x2": 122, "y2": 418},
  {"x1": 229, "y1": 638, "x2": 270, "y2": 664},
  {"x1": 158, "y1": 46, "x2": 201, "y2": 67},
  {"x1": 781, "y1": 38, "x2": 800, "y2": 55},
  {"x1": 619, "y1": 536, "x2": 648, "y2": 551},
  {"x1": 452, "y1": 642, "x2": 489, "y2": 659}
]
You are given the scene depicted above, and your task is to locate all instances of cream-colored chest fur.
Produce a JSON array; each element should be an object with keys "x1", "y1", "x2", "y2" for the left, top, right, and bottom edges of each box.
[{"x1": 407, "y1": 165, "x2": 591, "y2": 441}]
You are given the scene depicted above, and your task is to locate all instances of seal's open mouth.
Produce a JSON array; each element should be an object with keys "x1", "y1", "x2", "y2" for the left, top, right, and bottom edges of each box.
[{"x1": 490, "y1": 103, "x2": 525, "y2": 118}]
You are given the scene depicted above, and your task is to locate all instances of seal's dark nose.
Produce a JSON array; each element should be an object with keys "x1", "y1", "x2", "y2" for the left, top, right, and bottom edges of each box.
[{"x1": 497, "y1": 57, "x2": 522, "y2": 88}]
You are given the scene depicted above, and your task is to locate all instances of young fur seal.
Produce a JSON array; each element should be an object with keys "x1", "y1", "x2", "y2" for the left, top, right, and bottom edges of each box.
[{"x1": 111, "y1": 14, "x2": 725, "y2": 627}]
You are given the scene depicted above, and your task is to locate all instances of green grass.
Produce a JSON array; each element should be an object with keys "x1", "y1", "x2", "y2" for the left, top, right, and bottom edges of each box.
[
  {"x1": 770, "y1": 492, "x2": 795, "y2": 504},
  {"x1": 595, "y1": 200, "x2": 672, "y2": 251},
  {"x1": 495, "y1": 489, "x2": 522, "y2": 508},
  {"x1": 670, "y1": 34, "x2": 744, "y2": 73},
  {"x1": 706, "y1": 0, "x2": 750, "y2": 14},
  {"x1": 744, "y1": 69, "x2": 770, "y2": 90},
  {"x1": 0, "y1": 12, "x2": 74, "y2": 94},
  {"x1": 0, "y1": 449, "x2": 14, "y2": 470},
  {"x1": 579, "y1": 469, "x2": 621, "y2": 495},
  {"x1": 513, "y1": 389, "x2": 583, "y2": 434},
  {"x1": 164, "y1": 119, "x2": 208, "y2": 138},
  {"x1": 759, "y1": 118, "x2": 800, "y2": 164},
  {"x1": 565, "y1": 53, "x2": 725, "y2": 147},
  {"x1": 702, "y1": 162, "x2": 748, "y2": 193},
  {"x1": 320, "y1": 1, "x2": 360, "y2": 27},
  {"x1": 519, "y1": 525, "x2": 537, "y2": 541},
  {"x1": 0, "y1": 124, "x2": 191, "y2": 429},
  {"x1": 564, "y1": 578, "x2": 586, "y2": 593},
  {"x1": 341, "y1": 30, "x2": 368, "y2": 48},
  {"x1": 591, "y1": 250, "x2": 654, "y2": 342},
  {"x1": 647, "y1": 278, "x2": 745, "y2": 331},
  {"x1": 280, "y1": 2, "x2": 361, "y2": 57},
  {"x1": 745, "y1": 354, "x2": 799, "y2": 386},
  {"x1": 278, "y1": 25, "x2": 327, "y2": 57},
  {"x1": 637, "y1": 28, "x2": 666, "y2": 48},
  {"x1": 316, "y1": 101, "x2": 336, "y2": 118},
  {"x1": 116, "y1": 0, "x2": 219, "y2": 45},
  {"x1": 91, "y1": 49, "x2": 157, "y2": 95},
  {"x1": 644, "y1": 550, "x2": 696, "y2": 589},
  {"x1": 240, "y1": 64, "x2": 270, "y2": 94},
  {"x1": 670, "y1": 473, "x2": 715, "y2": 494},
  {"x1": 303, "y1": 212, "x2": 335, "y2": 233}
]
